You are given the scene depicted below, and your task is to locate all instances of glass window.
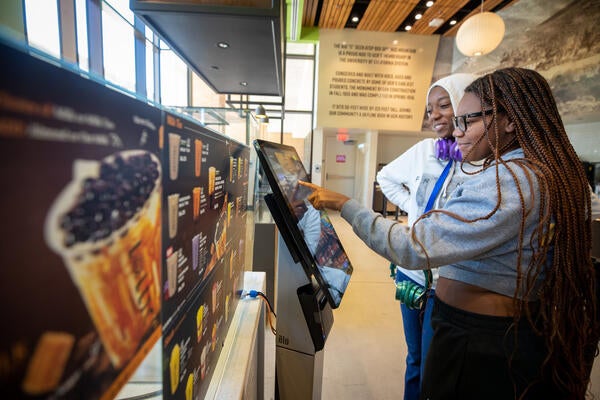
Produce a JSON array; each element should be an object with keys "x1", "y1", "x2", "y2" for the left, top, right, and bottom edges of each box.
[
  {"x1": 104, "y1": 0, "x2": 134, "y2": 24},
  {"x1": 280, "y1": 132, "x2": 309, "y2": 170},
  {"x1": 75, "y1": 0, "x2": 89, "y2": 71},
  {"x1": 285, "y1": 58, "x2": 314, "y2": 111},
  {"x1": 24, "y1": 0, "x2": 61, "y2": 58},
  {"x1": 286, "y1": 42, "x2": 315, "y2": 56},
  {"x1": 160, "y1": 47, "x2": 188, "y2": 106},
  {"x1": 145, "y1": 27, "x2": 155, "y2": 101},
  {"x1": 191, "y1": 73, "x2": 223, "y2": 108},
  {"x1": 254, "y1": 47, "x2": 316, "y2": 167},
  {"x1": 102, "y1": 2, "x2": 135, "y2": 91},
  {"x1": 225, "y1": 117, "x2": 247, "y2": 144},
  {"x1": 261, "y1": 112, "x2": 312, "y2": 168},
  {"x1": 247, "y1": 94, "x2": 283, "y2": 105},
  {"x1": 261, "y1": 127, "x2": 281, "y2": 144},
  {"x1": 284, "y1": 113, "x2": 312, "y2": 139},
  {"x1": 277, "y1": 47, "x2": 315, "y2": 167},
  {"x1": 282, "y1": 113, "x2": 312, "y2": 168}
]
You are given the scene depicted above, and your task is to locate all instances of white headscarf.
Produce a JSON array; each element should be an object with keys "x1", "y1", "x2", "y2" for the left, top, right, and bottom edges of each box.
[{"x1": 426, "y1": 73, "x2": 478, "y2": 112}]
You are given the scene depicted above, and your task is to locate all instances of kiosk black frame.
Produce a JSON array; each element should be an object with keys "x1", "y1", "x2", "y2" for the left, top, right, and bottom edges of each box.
[{"x1": 253, "y1": 139, "x2": 353, "y2": 309}]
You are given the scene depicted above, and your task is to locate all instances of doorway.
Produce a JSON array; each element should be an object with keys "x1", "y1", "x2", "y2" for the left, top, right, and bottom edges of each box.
[{"x1": 324, "y1": 136, "x2": 357, "y2": 198}]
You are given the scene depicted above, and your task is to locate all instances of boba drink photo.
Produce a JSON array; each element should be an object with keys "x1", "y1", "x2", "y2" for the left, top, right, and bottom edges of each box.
[
  {"x1": 168, "y1": 133, "x2": 181, "y2": 181},
  {"x1": 44, "y1": 150, "x2": 162, "y2": 369}
]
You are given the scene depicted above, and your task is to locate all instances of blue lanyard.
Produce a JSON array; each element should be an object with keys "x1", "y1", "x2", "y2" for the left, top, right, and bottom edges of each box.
[
  {"x1": 420, "y1": 160, "x2": 453, "y2": 289},
  {"x1": 424, "y1": 160, "x2": 453, "y2": 213}
]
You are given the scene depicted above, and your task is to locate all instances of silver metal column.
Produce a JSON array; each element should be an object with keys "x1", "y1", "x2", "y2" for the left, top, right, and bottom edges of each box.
[{"x1": 274, "y1": 234, "x2": 331, "y2": 400}]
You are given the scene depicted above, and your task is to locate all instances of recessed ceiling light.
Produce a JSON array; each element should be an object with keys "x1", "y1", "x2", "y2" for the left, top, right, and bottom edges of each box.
[
  {"x1": 449, "y1": 20, "x2": 457, "y2": 25},
  {"x1": 351, "y1": 16, "x2": 359, "y2": 23},
  {"x1": 415, "y1": 13, "x2": 422, "y2": 20},
  {"x1": 240, "y1": 81, "x2": 248, "y2": 86},
  {"x1": 216, "y1": 42, "x2": 229, "y2": 49},
  {"x1": 405, "y1": 25, "x2": 412, "y2": 31},
  {"x1": 392, "y1": 40, "x2": 398, "y2": 45},
  {"x1": 426, "y1": 1, "x2": 434, "y2": 7}
]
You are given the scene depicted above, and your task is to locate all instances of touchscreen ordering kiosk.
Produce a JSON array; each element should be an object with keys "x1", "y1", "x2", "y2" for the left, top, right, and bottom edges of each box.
[{"x1": 254, "y1": 140, "x2": 353, "y2": 399}]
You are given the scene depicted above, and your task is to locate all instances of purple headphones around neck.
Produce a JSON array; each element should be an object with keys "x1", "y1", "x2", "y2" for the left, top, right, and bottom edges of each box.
[{"x1": 435, "y1": 137, "x2": 462, "y2": 161}]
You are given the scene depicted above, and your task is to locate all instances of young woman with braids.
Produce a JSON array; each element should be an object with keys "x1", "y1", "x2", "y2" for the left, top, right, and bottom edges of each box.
[
  {"x1": 376, "y1": 72, "x2": 476, "y2": 400},
  {"x1": 300, "y1": 67, "x2": 598, "y2": 399}
]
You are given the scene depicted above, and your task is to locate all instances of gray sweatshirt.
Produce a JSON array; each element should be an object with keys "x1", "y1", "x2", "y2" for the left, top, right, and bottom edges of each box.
[{"x1": 341, "y1": 149, "x2": 547, "y2": 300}]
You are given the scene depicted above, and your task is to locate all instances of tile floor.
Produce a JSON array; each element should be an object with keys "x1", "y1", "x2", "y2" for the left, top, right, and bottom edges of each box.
[{"x1": 321, "y1": 212, "x2": 406, "y2": 399}]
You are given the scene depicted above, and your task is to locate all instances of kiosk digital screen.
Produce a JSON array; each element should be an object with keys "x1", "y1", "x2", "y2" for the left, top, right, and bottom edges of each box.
[{"x1": 254, "y1": 139, "x2": 353, "y2": 308}]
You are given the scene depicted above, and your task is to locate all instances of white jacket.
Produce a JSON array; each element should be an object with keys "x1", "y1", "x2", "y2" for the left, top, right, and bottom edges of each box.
[
  {"x1": 376, "y1": 72, "x2": 477, "y2": 288},
  {"x1": 376, "y1": 139, "x2": 477, "y2": 287}
]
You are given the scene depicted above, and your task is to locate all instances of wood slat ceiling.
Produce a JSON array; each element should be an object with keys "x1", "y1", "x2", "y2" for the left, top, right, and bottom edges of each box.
[
  {"x1": 357, "y1": 0, "x2": 414, "y2": 32},
  {"x1": 318, "y1": 0, "x2": 355, "y2": 29},
  {"x1": 410, "y1": 0, "x2": 471, "y2": 35},
  {"x1": 302, "y1": 0, "x2": 519, "y2": 37}
]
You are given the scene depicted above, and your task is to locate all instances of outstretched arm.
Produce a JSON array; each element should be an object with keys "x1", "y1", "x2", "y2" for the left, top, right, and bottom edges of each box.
[{"x1": 299, "y1": 181, "x2": 350, "y2": 211}]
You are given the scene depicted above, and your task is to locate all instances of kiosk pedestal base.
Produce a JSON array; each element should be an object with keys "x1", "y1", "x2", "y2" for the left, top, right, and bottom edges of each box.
[
  {"x1": 276, "y1": 348, "x2": 323, "y2": 400},
  {"x1": 274, "y1": 234, "x2": 331, "y2": 400}
]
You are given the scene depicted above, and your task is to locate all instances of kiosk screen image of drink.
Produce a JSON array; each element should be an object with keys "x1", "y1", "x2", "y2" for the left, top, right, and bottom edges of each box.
[{"x1": 254, "y1": 139, "x2": 353, "y2": 308}]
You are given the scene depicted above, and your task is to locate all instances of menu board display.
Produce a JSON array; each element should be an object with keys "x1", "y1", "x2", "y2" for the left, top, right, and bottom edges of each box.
[
  {"x1": 161, "y1": 113, "x2": 247, "y2": 327},
  {"x1": 163, "y1": 267, "x2": 224, "y2": 400},
  {"x1": 223, "y1": 140, "x2": 250, "y2": 322},
  {"x1": 0, "y1": 41, "x2": 251, "y2": 400},
  {"x1": 0, "y1": 43, "x2": 162, "y2": 398},
  {"x1": 161, "y1": 113, "x2": 249, "y2": 399},
  {"x1": 161, "y1": 113, "x2": 228, "y2": 328}
]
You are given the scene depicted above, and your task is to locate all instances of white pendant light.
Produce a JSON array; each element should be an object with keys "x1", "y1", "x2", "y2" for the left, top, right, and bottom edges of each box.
[{"x1": 456, "y1": 6, "x2": 505, "y2": 57}]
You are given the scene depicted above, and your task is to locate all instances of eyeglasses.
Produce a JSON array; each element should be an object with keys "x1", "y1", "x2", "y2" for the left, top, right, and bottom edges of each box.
[{"x1": 452, "y1": 109, "x2": 494, "y2": 133}]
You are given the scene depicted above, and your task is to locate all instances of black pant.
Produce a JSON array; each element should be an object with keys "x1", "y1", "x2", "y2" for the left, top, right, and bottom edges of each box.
[{"x1": 420, "y1": 297, "x2": 561, "y2": 400}]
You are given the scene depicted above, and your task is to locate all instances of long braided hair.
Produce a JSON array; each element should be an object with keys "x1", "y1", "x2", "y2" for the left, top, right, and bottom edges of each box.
[{"x1": 464, "y1": 68, "x2": 597, "y2": 398}]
